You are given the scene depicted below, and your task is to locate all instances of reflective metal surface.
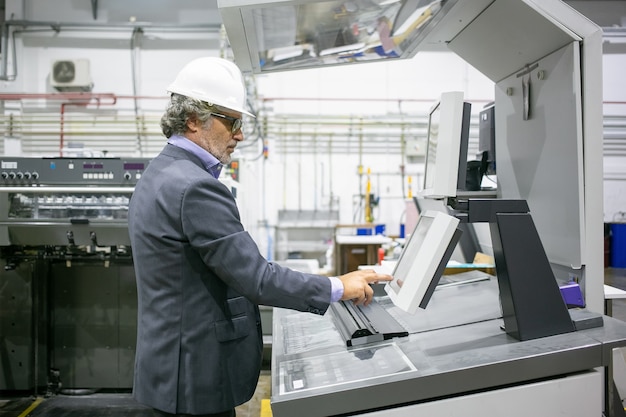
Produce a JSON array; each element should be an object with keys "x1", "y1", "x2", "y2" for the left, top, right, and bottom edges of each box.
[{"x1": 218, "y1": 0, "x2": 466, "y2": 73}]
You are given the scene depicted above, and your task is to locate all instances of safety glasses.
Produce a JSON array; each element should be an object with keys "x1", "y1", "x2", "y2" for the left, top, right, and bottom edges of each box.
[{"x1": 211, "y1": 112, "x2": 243, "y2": 134}]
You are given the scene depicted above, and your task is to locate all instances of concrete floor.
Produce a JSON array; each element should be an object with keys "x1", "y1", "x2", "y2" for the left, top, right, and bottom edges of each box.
[
  {"x1": 606, "y1": 268, "x2": 626, "y2": 322},
  {"x1": 236, "y1": 370, "x2": 271, "y2": 417},
  {"x1": 0, "y1": 371, "x2": 271, "y2": 417},
  {"x1": 604, "y1": 267, "x2": 626, "y2": 412}
]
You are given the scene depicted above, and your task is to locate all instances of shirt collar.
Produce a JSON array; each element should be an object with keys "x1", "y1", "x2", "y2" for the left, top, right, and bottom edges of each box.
[{"x1": 167, "y1": 135, "x2": 222, "y2": 179}]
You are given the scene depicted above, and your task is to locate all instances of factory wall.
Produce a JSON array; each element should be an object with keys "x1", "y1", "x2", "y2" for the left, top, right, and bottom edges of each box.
[
  {"x1": 602, "y1": 52, "x2": 626, "y2": 224},
  {"x1": 253, "y1": 55, "x2": 496, "y2": 259},
  {"x1": 1, "y1": 0, "x2": 626, "y2": 263}
]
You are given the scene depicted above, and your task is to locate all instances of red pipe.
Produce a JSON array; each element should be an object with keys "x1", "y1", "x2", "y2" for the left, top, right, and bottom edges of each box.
[
  {"x1": 0, "y1": 93, "x2": 116, "y2": 103},
  {"x1": 0, "y1": 93, "x2": 165, "y2": 100},
  {"x1": 2, "y1": 93, "x2": 623, "y2": 156},
  {"x1": 0, "y1": 93, "x2": 168, "y2": 156}
]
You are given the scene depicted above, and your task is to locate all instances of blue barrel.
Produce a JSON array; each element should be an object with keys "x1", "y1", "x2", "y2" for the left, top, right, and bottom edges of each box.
[{"x1": 611, "y1": 223, "x2": 626, "y2": 268}]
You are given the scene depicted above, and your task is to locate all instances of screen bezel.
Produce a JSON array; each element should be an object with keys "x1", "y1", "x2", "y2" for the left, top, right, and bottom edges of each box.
[{"x1": 421, "y1": 91, "x2": 468, "y2": 199}]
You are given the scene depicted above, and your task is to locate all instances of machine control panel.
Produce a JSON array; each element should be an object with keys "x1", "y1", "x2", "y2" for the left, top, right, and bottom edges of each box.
[{"x1": 0, "y1": 157, "x2": 152, "y2": 185}]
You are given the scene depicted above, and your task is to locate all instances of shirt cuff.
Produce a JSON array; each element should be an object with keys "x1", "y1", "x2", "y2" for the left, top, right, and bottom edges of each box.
[{"x1": 328, "y1": 276, "x2": 344, "y2": 303}]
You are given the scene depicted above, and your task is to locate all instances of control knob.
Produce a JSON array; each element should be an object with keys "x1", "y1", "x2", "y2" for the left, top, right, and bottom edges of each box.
[
  {"x1": 16, "y1": 172, "x2": 23, "y2": 179},
  {"x1": 123, "y1": 172, "x2": 132, "y2": 180},
  {"x1": 1, "y1": 172, "x2": 7, "y2": 179},
  {"x1": 32, "y1": 172, "x2": 39, "y2": 180},
  {"x1": 8, "y1": 172, "x2": 16, "y2": 179},
  {"x1": 24, "y1": 172, "x2": 31, "y2": 179}
]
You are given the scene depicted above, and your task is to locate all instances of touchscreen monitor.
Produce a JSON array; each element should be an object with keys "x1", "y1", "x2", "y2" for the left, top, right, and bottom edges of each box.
[{"x1": 385, "y1": 210, "x2": 461, "y2": 314}]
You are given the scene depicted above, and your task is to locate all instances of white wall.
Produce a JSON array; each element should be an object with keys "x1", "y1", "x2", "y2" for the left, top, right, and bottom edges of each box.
[
  {"x1": 602, "y1": 53, "x2": 626, "y2": 223},
  {"x1": 1, "y1": 0, "x2": 223, "y2": 97},
  {"x1": 251, "y1": 55, "x2": 494, "y2": 248}
]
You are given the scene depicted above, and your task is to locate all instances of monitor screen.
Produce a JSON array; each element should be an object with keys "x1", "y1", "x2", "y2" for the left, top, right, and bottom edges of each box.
[
  {"x1": 422, "y1": 91, "x2": 471, "y2": 199},
  {"x1": 423, "y1": 101, "x2": 442, "y2": 193},
  {"x1": 385, "y1": 210, "x2": 462, "y2": 314}
]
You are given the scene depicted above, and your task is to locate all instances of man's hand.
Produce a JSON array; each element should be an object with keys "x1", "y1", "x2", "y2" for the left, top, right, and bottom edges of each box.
[{"x1": 338, "y1": 269, "x2": 393, "y2": 306}]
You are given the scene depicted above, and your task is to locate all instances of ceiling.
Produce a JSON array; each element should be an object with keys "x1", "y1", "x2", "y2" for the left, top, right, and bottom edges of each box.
[
  {"x1": 564, "y1": 0, "x2": 626, "y2": 27},
  {"x1": 0, "y1": 1, "x2": 623, "y2": 37}
]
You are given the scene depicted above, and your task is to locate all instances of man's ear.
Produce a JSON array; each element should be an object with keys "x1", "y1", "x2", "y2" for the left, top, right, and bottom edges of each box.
[{"x1": 186, "y1": 116, "x2": 199, "y2": 132}]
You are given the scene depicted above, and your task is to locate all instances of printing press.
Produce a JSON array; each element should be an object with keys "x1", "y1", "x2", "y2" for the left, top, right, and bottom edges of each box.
[{"x1": 0, "y1": 157, "x2": 150, "y2": 393}]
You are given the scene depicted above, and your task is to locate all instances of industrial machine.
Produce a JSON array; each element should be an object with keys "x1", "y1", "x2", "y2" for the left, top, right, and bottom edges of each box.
[
  {"x1": 0, "y1": 157, "x2": 150, "y2": 393},
  {"x1": 218, "y1": 0, "x2": 626, "y2": 415}
]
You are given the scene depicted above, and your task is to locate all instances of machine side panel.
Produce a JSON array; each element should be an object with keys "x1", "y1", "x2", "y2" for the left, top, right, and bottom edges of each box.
[
  {"x1": 352, "y1": 370, "x2": 602, "y2": 417},
  {"x1": 494, "y1": 42, "x2": 584, "y2": 270}
]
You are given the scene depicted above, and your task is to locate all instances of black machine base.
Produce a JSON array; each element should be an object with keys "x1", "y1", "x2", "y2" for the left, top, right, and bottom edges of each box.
[{"x1": 451, "y1": 198, "x2": 583, "y2": 341}]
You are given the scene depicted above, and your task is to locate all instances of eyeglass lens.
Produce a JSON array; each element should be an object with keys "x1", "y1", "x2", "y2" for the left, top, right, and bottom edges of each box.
[{"x1": 212, "y1": 113, "x2": 242, "y2": 133}]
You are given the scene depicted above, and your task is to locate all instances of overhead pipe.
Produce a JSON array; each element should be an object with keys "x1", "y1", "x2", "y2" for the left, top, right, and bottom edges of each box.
[
  {"x1": 327, "y1": 133, "x2": 335, "y2": 210},
  {"x1": 0, "y1": 19, "x2": 220, "y2": 81},
  {"x1": 1, "y1": 94, "x2": 624, "y2": 156},
  {"x1": 0, "y1": 19, "x2": 220, "y2": 31},
  {"x1": 91, "y1": 0, "x2": 98, "y2": 20},
  {"x1": 130, "y1": 27, "x2": 144, "y2": 155},
  {"x1": 0, "y1": 93, "x2": 166, "y2": 100},
  {"x1": 261, "y1": 96, "x2": 495, "y2": 107},
  {"x1": 0, "y1": 22, "x2": 14, "y2": 81},
  {"x1": 0, "y1": 93, "x2": 168, "y2": 156},
  {"x1": 312, "y1": 132, "x2": 318, "y2": 211}
]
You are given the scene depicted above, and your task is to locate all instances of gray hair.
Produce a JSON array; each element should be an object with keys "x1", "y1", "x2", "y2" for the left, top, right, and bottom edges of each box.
[{"x1": 160, "y1": 93, "x2": 215, "y2": 138}]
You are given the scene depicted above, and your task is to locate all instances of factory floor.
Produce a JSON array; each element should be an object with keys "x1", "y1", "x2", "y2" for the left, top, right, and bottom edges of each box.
[
  {"x1": 605, "y1": 267, "x2": 626, "y2": 322},
  {"x1": 0, "y1": 370, "x2": 271, "y2": 417},
  {"x1": 3, "y1": 268, "x2": 626, "y2": 417}
]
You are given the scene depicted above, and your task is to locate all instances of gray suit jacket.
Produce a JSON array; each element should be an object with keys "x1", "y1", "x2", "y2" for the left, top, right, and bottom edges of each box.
[{"x1": 128, "y1": 144, "x2": 330, "y2": 414}]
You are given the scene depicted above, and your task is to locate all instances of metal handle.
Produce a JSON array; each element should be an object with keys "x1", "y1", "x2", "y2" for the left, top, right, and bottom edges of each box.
[{"x1": 0, "y1": 186, "x2": 135, "y2": 193}]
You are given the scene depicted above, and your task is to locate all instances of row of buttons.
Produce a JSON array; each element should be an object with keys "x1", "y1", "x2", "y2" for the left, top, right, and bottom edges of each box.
[
  {"x1": 82, "y1": 172, "x2": 116, "y2": 180},
  {"x1": 1, "y1": 171, "x2": 143, "y2": 181},
  {"x1": 81, "y1": 172, "x2": 140, "y2": 180}
]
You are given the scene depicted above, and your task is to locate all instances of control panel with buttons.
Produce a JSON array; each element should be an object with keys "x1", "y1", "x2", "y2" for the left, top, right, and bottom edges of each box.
[{"x1": 0, "y1": 157, "x2": 152, "y2": 185}]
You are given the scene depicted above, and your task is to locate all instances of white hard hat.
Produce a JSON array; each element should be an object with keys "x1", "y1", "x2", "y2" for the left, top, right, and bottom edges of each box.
[{"x1": 167, "y1": 57, "x2": 255, "y2": 118}]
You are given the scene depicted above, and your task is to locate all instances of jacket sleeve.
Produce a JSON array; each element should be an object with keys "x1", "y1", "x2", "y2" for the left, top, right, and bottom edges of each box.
[{"x1": 180, "y1": 176, "x2": 331, "y2": 315}]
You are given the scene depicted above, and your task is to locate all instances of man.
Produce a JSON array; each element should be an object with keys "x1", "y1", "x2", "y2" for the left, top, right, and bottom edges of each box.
[{"x1": 128, "y1": 57, "x2": 392, "y2": 417}]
